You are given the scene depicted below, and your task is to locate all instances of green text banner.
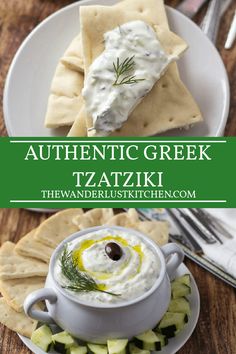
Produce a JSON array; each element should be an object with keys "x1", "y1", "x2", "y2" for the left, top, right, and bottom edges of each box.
[{"x1": 0, "y1": 137, "x2": 235, "y2": 208}]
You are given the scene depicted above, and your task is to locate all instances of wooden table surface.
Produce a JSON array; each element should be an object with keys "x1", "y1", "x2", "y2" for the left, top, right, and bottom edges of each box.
[
  {"x1": 0, "y1": 0, "x2": 236, "y2": 353},
  {"x1": 0, "y1": 208, "x2": 235, "y2": 354}
]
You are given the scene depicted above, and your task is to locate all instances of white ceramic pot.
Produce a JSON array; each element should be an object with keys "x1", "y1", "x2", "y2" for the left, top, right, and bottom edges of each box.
[{"x1": 24, "y1": 226, "x2": 184, "y2": 343}]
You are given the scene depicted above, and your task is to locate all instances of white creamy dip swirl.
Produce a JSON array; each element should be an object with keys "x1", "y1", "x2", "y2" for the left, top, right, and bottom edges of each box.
[
  {"x1": 55, "y1": 229, "x2": 160, "y2": 304},
  {"x1": 82, "y1": 20, "x2": 177, "y2": 136}
]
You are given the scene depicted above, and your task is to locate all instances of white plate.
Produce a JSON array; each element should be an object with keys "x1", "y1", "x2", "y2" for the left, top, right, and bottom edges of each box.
[
  {"x1": 25, "y1": 208, "x2": 62, "y2": 214},
  {"x1": 18, "y1": 263, "x2": 200, "y2": 354},
  {"x1": 3, "y1": 0, "x2": 229, "y2": 137}
]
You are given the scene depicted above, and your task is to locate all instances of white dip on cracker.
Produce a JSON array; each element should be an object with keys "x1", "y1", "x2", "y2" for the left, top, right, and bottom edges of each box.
[
  {"x1": 55, "y1": 228, "x2": 160, "y2": 304},
  {"x1": 82, "y1": 20, "x2": 177, "y2": 136}
]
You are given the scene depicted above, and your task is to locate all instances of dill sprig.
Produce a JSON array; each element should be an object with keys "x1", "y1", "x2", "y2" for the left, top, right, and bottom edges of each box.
[
  {"x1": 60, "y1": 246, "x2": 119, "y2": 296},
  {"x1": 113, "y1": 56, "x2": 145, "y2": 86}
]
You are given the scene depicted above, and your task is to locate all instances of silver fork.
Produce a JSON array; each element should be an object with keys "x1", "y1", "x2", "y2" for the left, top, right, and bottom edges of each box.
[
  {"x1": 177, "y1": 0, "x2": 232, "y2": 43},
  {"x1": 200, "y1": 0, "x2": 222, "y2": 42},
  {"x1": 176, "y1": 208, "x2": 217, "y2": 244},
  {"x1": 167, "y1": 209, "x2": 204, "y2": 253}
]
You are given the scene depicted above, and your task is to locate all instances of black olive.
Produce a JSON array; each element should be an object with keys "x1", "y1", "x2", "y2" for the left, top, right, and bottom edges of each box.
[{"x1": 105, "y1": 242, "x2": 123, "y2": 261}]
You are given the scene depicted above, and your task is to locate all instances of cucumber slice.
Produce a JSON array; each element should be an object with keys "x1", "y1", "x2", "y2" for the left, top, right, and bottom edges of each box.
[
  {"x1": 168, "y1": 297, "x2": 191, "y2": 315},
  {"x1": 67, "y1": 345, "x2": 88, "y2": 354},
  {"x1": 171, "y1": 283, "x2": 191, "y2": 299},
  {"x1": 153, "y1": 333, "x2": 168, "y2": 348},
  {"x1": 134, "y1": 330, "x2": 161, "y2": 351},
  {"x1": 128, "y1": 343, "x2": 150, "y2": 354},
  {"x1": 107, "y1": 339, "x2": 128, "y2": 354},
  {"x1": 156, "y1": 326, "x2": 176, "y2": 339},
  {"x1": 174, "y1": 274, "x2": 191, "y2": 287},
  {"x1": 87, "y1": 343, "x2": 108, "y2": 354},
  {"x1": 52, "y1": 331, "x2": 75, "y2": 354},
  {"x1": 135, "y1": 330, "x2": 158, "y2": 342},
  {"x1": 158, "y1": 312, "x2": 188, "y2": 338},
  {"x1": 31, "y1": 325, "x2": 53, "y2": 352}
]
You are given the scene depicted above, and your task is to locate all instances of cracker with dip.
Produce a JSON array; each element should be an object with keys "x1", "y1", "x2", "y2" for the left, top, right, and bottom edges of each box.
[
  {"x1": 68, "y1": 0, "x2": 196, "y2": 137},
  {"x1": 0, "y1": 208, "x2": 170, "y2": 339},
  {"x1": 44, "y1": 0, "x2": 202, "y2": 136}
]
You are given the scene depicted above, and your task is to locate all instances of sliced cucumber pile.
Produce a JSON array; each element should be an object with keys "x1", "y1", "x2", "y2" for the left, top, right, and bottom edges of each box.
[
  {"x1": 31, "y1": 274, "x2": 191, "y2": 354},
  {"x1": 154, "y1": 273, "x2": 191, "y2": 340}
]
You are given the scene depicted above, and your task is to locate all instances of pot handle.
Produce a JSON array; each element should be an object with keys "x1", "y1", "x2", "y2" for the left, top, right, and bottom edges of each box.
[
  {"x1": 24, "y1": 288, "x2": 57, "y2": 324},
  {"x1": 161, "y1": 243, "x2": 184, "y2": 280}
]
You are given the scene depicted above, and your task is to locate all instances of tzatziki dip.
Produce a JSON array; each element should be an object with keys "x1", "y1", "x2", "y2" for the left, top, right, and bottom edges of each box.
[
  {"x1": 55, "y1": 228, "x2": 160, "y2": 304},
  {"x1": 82, "y1": 20, "x2": 178, "y2": 136}
]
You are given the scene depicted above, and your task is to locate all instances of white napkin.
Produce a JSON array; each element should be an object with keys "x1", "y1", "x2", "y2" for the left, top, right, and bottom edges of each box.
[
  {"x1": 172, "y1": 209, "x2": 236, "y2": 279},
  {"x1": 202, "y1": 240, "x2": 236, "y2": 277},
  {"x1": 137, "y1": 208, "x2": 236, "y2": 278}
]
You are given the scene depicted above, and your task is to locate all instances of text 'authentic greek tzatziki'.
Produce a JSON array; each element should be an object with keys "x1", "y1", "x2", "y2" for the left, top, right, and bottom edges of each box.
[
  {"x1": 82, "y1": 20, "x2": 178, "y2": 136},
  {"x1": 55, "y1": 228, "x2": 160, "y2": 304}
]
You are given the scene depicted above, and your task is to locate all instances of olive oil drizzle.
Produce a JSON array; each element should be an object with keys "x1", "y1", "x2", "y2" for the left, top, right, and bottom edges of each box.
[{"x1": 72, "y1": 235, "x2": 144, "y2": 283}]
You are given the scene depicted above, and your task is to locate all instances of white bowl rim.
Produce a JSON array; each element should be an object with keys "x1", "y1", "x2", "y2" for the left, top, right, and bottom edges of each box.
[{"x1": 49, "y1": 225, "x2": 168, "y2": 309}]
